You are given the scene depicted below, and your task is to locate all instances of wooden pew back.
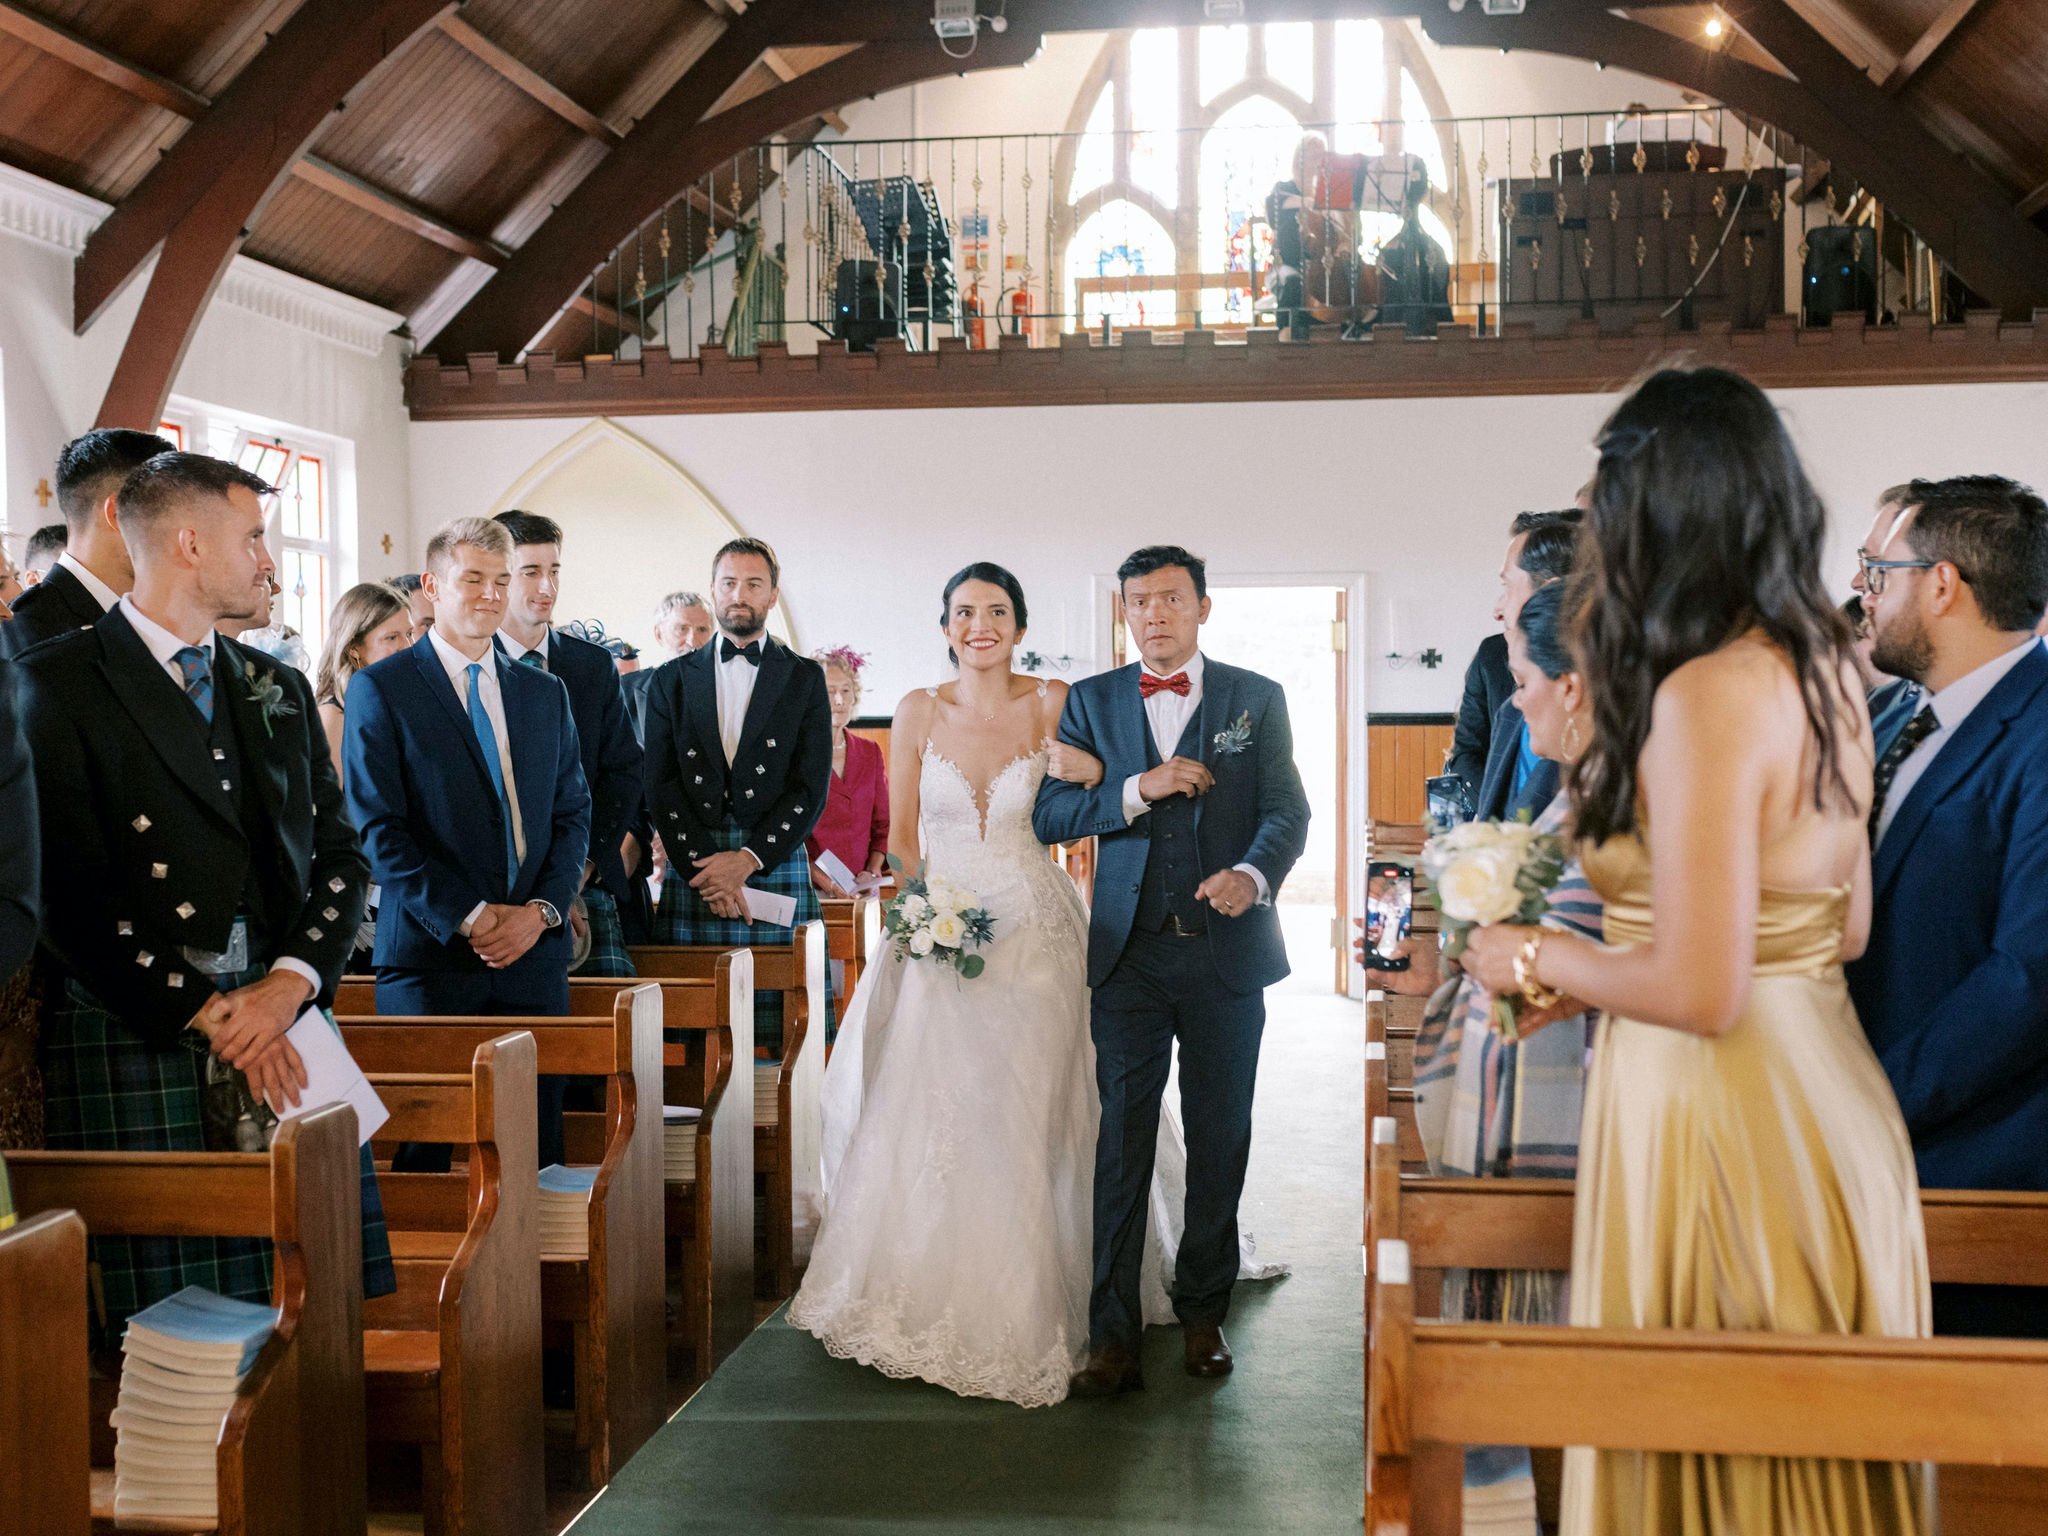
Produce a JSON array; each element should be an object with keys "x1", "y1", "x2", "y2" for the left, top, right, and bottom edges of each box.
[
  {"x1": 0, "y1": 1210, "x2": 89, "y2": 1536},
  {"x1": 358, "y1": 1033, "x2": 541, "y2": 1536},
  {"x1": 343, "y1": 988, "x2": 664, "y2": 1482},
  {"x1": 6, "y1": 1105, "x2": 365, "y2": 1536}
]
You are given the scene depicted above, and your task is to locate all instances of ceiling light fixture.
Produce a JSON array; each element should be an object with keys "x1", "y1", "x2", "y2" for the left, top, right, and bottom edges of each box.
[{"x1": 1704, "y1": 16, "x2": 1726, "y2": 37}]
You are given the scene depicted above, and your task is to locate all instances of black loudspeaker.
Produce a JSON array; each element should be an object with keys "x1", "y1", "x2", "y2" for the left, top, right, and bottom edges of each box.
[
  {"x1": 1803, "y1": 224, "x2": 1878, "y2": 325},
  {"x1": 832, "y1": 260, "x2": 903, "y2": 351}
]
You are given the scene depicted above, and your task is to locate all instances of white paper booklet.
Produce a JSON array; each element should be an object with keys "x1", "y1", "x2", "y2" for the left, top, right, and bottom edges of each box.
[{"x1": 277, "y1": 1007, "x2": 389, "y2": 1143}]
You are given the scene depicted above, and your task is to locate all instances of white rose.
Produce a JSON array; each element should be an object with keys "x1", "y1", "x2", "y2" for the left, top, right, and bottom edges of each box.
[
  {"x1": 1435, "y1": 844, "x2": 1525, "y2": 926},
  {"x1": 929, "y1": 911, "x2": 966, "y2": 949},
  {"x1": 899, "y1": 894, "x2": 930, "y2": 924},
  {"x1": 924, "y1": 882, "x2": 960, "y2": 915},
  {"x1": 909, "y1": 928, "x2": 936, "y2": 957}
]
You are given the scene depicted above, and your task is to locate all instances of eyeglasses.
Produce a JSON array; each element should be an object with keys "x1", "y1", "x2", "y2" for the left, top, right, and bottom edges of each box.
[{"x1": 1857, "y1": 551, "x2": 1935, "y2": 594}]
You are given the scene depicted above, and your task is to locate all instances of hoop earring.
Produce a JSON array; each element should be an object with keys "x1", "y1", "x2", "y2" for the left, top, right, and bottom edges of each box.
[{"x1": 1563, "y1": 714, "x2": 1583, "y2": 762}]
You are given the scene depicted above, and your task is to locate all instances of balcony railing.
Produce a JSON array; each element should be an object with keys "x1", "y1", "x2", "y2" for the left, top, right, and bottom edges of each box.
[{"x1": 566, "y1": 106, "x2": 1966, "y2": 361}]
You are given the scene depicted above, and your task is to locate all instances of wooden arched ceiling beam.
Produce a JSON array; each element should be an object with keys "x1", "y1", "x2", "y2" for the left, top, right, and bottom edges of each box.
[
  {"x1": 1420, "y1": 2, "x2": 2048, "y2": 316},
  {"x1": 427, "y1": 22, "x2": 1046, "y2": 361},
  {"x1": 82, "y1": 0, "x2": 456, "y2": 430}
]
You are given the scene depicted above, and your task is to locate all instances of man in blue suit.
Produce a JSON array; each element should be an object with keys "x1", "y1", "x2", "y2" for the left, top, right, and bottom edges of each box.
[
  {"x1": 1847, "y1": 474, "x2": 2048, "y2": 1339},
  {"x1": 343, "y1": 516, "x2": 591, "y2": 1168},
  {"x1": 1035, "y1": 547, "x2": 1309, "y2": 1392},
  {"x1": 492, "y1": 511, "x2": 648, "y2": 969}
]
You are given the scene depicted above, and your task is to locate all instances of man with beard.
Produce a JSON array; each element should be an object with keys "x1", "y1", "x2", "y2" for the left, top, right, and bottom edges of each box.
[
  {"x1": 1847, "y1": 474, "x2": 2048, "y2": 1339},
  {"x1": 642, "y1": 539, "x2": 832, "y2": 1055}
]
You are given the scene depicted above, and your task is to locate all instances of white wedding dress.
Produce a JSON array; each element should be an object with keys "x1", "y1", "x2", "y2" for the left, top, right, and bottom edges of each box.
[{"x1": 788, "y1": 743, "x2": 1283, "y2": 1408}]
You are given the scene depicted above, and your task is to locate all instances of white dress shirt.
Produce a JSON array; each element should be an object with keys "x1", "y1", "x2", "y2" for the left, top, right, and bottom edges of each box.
[
  {"x1": 715, "y1": 631, "x2": 761, "y2": 764},
  {"x1": 429, "y1": 628, "x2": 528, "y2": 933},
  {"x1": 499, "y1": 628, "x2": 551, "y2": 671},
  {"x1": 119, "y1": 595, "x2": 320, "y2": 996},
  {"x1": 1875, "y1": 635, "x2": 2043, "y2": 848},
  {"x1": 1118, "y1": 651, "x2": 1271, "y2": 904},
  {"x1": 58, "y1": 550, "x2": 120, "y2": 612}
]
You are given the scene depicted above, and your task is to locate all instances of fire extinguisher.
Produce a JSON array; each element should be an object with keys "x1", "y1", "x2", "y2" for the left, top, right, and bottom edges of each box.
[
  {"x1": 964, "y1": 286, "x2": 987, "y2": 350},
  {"x1": 1008, "y1": 285, "x2": 1031, "y2": 336}
]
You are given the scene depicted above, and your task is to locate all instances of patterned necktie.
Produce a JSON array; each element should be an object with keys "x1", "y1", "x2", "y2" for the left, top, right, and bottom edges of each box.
[
  {"x1": 518, "y1": 649, "x2": 546, "y2": 672},
  {"x1": 465, "y1": 662, "x2": 520, "y2": 888},
  {"x1": 1139, "y1": 670, "x2": 1191, "y2": 699},
  {"x1": 1869, "y1": 703, "x2": 1939, "y2": 837},
  {"x1": 173, "y1": 645, "x2": 213, "y2": 723}
]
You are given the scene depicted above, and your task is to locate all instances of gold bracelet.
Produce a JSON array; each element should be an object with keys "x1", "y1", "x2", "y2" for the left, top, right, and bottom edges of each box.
[{"x1": 1514, "y1": 931, "x2": 1564, "y2": 1011}]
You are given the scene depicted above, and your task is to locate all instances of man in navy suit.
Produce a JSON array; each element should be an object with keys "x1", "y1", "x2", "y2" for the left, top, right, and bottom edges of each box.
[
  {"x1": 1034, "y1": 547, "x2": 1310, "y2": 1391},
  {"x1": 1847, "y1": 474, "x2": 2048, "y2": 1339},
  {"x1": 0, "y1": 428, "x2": 173, "y2": 659},
  {"x1": 343, "y1": 516, "x2": 591, "y2": 1168},
  {"x1": 492, "y1": 511, "x2": 648, "y2": 967}
]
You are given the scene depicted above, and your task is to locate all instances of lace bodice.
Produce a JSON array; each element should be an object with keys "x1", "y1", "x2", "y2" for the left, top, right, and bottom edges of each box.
[{"x1": 918, "y1": 746, "x2": 1089, "y2": 955}]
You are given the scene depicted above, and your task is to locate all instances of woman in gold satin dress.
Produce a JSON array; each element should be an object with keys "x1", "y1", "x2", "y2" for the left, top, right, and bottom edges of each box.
[{"x1": 1464, "y1": 367, "x2": 1932, "y2": 1536}]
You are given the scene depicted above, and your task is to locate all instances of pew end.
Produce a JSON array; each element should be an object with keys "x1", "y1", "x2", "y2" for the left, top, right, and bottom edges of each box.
[{"x1": 0, "y1": 1210, "x2": 90, "y2": 1536}]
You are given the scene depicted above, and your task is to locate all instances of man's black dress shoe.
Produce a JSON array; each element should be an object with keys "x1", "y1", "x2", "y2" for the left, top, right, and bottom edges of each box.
[
  {"x1": 1183, "y1": 1323, "x2": 1233, "y2": 1378},
  {"x1": 1068, "y1": 1343, "x2": 1144, "y2": 1397}
]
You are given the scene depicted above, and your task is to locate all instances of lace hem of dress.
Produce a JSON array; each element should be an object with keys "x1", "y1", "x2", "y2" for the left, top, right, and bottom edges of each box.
[{"x1": 787, "y1": 1283, "x2": 1078, "y2": 1409}]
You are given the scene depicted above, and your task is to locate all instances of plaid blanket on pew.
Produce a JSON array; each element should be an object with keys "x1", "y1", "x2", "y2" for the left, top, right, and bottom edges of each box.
[
  {"x1": 41, "y1": 963, "x2": 395, "y2": 1351},
  {"x1": 654, "y1": 821, "x2": 832, "y2": 1052}
]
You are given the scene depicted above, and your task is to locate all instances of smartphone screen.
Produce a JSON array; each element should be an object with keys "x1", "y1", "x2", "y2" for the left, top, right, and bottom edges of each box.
[{"x1": 1364, "y1": 861, "x2": 1413, "y2": 970}]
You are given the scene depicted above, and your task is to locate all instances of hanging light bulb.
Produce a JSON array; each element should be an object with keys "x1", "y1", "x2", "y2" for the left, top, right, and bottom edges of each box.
[{"x1": 1704, "y1": 16, "x2": 1725, "y2": 38}]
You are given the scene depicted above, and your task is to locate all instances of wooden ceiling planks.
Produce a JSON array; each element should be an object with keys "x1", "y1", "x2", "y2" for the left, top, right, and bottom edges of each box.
[
  {"x1": 458, "y1": 0, "x2": 702, "y2": 128},
  {"x1": 240, "y1": 174, "x2": 467, "y2": 312},
  {"x1": 1912, "y1": 3, "x2": 2048, "y2": 184},
  {"x1": 0, "y1": 43, "x2": 179, "y2": 199}
]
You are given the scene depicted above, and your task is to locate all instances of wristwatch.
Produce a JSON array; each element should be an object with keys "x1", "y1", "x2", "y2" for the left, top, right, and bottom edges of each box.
[{"x1": 528, "y1": 899, "x2": 563, "y2": 930}]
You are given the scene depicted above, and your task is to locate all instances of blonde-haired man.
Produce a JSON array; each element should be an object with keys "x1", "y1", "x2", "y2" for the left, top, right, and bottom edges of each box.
[{"x1": 342, "y1": 515, "x2": 591, "y2": 1170}]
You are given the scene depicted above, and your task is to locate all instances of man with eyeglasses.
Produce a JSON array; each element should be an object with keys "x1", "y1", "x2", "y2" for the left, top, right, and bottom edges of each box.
[
  {"x1": 1845, "y1": 474, "x2": 2048, "y2": 1342},
  {"x1": 1851, "y1": 485, "x2": 1928, "y2": 760}
]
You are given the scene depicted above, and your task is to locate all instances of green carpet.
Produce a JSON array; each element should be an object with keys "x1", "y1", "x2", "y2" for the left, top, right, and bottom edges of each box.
[{"x1": 570, "y1": 990, "x2": 1364, "y2": 1534}]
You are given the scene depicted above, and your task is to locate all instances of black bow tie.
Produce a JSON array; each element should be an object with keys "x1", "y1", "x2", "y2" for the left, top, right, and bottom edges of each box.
[{"x1": 720, "y1": 637, "x2": 762, "y2": 665}]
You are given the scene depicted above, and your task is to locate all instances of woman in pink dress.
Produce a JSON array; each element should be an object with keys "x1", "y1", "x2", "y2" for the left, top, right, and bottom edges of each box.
[{"x1": 807, "y1": 646, "x2": 890, "y2": 897}]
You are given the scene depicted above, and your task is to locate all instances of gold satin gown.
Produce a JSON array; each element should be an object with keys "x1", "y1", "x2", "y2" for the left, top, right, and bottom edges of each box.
[{"x1": 1563, "y1": 834, "x2": 1932, "y2": 1536}]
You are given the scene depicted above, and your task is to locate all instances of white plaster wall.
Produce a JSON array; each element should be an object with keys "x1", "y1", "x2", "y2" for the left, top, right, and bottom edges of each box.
[
  {"x1": 0, "y1": 225, "x2": 413, "y2": 588},
  {"x1": 407, "y1": 380, "x2": 2048, "y2": 715}
]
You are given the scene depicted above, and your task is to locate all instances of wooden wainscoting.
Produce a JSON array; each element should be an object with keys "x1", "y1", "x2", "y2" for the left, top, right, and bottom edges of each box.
[{"x1": 1367, "y1": 715, "x2": 1455, "y2": 825}]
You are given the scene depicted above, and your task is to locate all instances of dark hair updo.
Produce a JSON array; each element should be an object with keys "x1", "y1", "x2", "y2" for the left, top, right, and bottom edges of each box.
[
  {"x1": 1511, "y1": 580, "x2": 1576, "y2": 682},
  {"x1": 939, "y1": 562, "x2": 1029, "y2": 665}
]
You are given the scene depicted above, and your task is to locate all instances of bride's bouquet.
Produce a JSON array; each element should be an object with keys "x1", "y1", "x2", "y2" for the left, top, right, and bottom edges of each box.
[
  {"x1": 882, "y1": 868, "x2": 996, "y2": 980},
  {"x1": 1418, "y1": 818, "x2": 1568, "y2": 1039}
]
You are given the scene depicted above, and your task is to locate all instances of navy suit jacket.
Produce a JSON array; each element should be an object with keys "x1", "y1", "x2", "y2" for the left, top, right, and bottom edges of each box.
[
  {"x1": 1846, "y1": 640, "x2": 2048, "y2": 1192},
  {"x1": 343, "y1": 634, "x2": 591, "y2": 972},
  {"x1": 1474, "y1": 699, "x2": 1560, "y2": 822},
  {"x1": 0, "y1": 562, "x2": 103, "y2": 659},
  {"x1": 508, "y1": 629, "x2": 644, "y2": 909},
  {"x1": 1033, "y1": 658, "x2": 1310, "y2": 994}
]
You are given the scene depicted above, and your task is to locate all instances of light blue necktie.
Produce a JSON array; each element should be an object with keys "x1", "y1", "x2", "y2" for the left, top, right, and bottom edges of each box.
[
  {"x1": 465, "y1": 662, "x2": 520, "y2": 890},
  {"x1": 173, "y1": 646, "x2": 213, "y2": 723}
]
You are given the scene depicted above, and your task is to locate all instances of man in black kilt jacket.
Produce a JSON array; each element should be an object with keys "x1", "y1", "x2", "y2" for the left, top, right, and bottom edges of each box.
[
  {"x1": 13, "y1": 452, "x2": 391, "y2": 1346},
  {"x1": 643, "y1": 538, "x2": 833, "y2": 1051}
]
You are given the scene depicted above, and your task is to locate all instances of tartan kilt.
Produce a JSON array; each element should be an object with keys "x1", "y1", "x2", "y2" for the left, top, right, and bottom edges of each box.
[
  {"x1": 40, "y1": 969, "x2": 395, "y2": 1350},
  {"x1": 654, "y1": 821, "x2": 832, "y2": 1053},
  {"x1": 572, "y1": 887, "x2": 636, "y2": 979}
]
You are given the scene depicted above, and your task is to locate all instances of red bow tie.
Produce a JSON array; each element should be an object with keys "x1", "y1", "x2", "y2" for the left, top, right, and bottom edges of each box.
[{"x1": 1139, "y1": 671, "x2": 1191, "y2": 699}]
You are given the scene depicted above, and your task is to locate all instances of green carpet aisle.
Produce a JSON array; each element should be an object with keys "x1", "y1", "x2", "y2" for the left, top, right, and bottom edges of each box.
[{"x1": 568, "y1": 988, "x2": 1365, "y2": 1535}]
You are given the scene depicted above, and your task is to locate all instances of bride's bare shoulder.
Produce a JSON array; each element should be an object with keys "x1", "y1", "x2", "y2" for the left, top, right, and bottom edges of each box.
[{"x1": 893, "y1": 688, "x2": 941, "y2": 729}]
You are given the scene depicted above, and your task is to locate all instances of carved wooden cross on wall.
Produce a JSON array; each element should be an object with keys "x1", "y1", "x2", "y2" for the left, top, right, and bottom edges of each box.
[
  {"x1": 34, "y1": 478, "x2": 51, "y2": 509},
  {"x1": 381, "y1": 534, "x2": 393, "y2": 555}
]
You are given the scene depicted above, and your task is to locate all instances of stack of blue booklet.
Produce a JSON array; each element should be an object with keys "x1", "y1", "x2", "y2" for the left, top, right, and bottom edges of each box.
[
  {"x1": 538, "y1": 1164, "x2": 599, "y2": 1259},
  {"x1": 110, "y1": 1286, "x2": 278, "y2": 1523}
]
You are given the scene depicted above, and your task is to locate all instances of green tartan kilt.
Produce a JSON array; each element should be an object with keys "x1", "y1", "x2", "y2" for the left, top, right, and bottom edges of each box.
[
  {"x1": 572, "y1": 887, "x2": 636, "y2": 979},
  {"x1": 40, "y1": 971, "x2": 395, "y2": 1350},
  {"x1": 654, "y1": 822, "x2": 832, "y2": 1053}
]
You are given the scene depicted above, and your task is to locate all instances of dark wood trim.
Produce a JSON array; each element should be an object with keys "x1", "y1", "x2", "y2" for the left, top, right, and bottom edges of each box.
[
  {"x1": 1879, "y1": 0, "x2": 1986, "y2": 93},
  {"x1": 0, "y1": 0, "x2": 208, "y2": 118},
  {"x1": 425, "y1": 21, "x2": 1045, "y2": 358},
  {"x1": 436, "y1": 13, "x2": 624, "y2": 147},
  {"x1": 291, "y1": 156, "x2": 510, "y2": 266},
  {"x1": 404, "y1": 312, "x2": 2048, "y2": 421},
  {"x1": 1368, "y1": 714, "x2": 1457, "y2": 727},
  {"x1": 87, "y1": 0, "x2": 455, "y2": 428}
]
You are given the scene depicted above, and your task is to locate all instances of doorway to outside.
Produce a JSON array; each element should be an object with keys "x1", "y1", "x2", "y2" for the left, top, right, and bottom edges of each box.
[{"x1": 1116, "y1": 581, "x2": 1353, "y2": 994}]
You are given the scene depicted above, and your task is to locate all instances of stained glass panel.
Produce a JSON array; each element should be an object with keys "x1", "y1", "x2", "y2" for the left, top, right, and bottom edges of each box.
[
  {"x1": 1200, "y1": 94, "x2": 1300, "y2": 324},
  {"x1": 1067, "y1": 201, "x2": 1178, "y2": 331}
]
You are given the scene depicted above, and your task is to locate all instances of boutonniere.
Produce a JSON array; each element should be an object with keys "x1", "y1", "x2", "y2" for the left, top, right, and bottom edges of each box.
[
  {"x1": 245, "y1": 669, "x2": 299, "y2": 738},
  {"x1": 1211, "y1": 710, "x2": 1254, "y2": 758}
]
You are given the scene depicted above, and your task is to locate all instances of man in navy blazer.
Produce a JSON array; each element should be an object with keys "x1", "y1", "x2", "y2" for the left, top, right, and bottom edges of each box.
[
  {"x1": 344, "y1": 516, "x2": 591, "y2": 1167},
  {"x1": 1035, "y1": 546, "x2": 1309, "y2": 1391},
  {"x1": 492, "y1": 511, "x2": 648, "y2": 965},
  {"x1": 1847, "y1": 474, "x2": 2048, "y2": 1339}
]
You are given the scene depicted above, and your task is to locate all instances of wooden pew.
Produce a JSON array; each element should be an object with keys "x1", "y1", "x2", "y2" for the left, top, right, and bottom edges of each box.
[
  {"x1": 341, "y1": 989, "x2": 663, "y2": 1489},
  {"x1": 569, "y1": 964, "x2": 754, "y2": 1380},
  {"x1": 819, "y1": 895, "x2": 879, "y2": 1000},
  {"x1": 1, "y1": 1209, "x2": 89, "y2": 1536},
  {"x1": 6, "y1": 1104, "x2": 366, "y2": 1536},
  {"x1": 631, "y1": 922, "x2": 827, "y2": 1296},
  {"x1": 356, "y1": 1033, "x2": 541, "y2": 1536},
  {"x1": 1363, "y1": 1001, "x2": 1426, "y2": 1173},
  {"x1": 1368, "y1": 1126, "x2": 2048, "y2": 1534},
  {"x1": 1368, "y1": 1234, "x2": 2048, "y2": 1536}
]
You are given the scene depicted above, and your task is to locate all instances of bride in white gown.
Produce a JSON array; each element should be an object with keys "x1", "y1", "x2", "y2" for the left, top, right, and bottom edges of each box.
[{"x1": 788, "y1": 564, "x2": 1281, "y2": 1409}]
